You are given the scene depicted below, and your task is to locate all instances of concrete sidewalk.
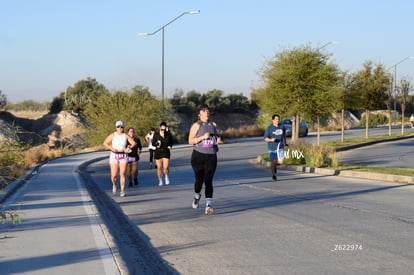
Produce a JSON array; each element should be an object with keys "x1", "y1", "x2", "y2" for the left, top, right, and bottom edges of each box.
[{"x1": 0, "y1": 152, "x2": 120, "y2": 275}]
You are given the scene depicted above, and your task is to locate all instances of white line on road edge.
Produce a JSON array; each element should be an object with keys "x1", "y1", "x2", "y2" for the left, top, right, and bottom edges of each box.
[{"x1": 73, "y1": 170, "x2": 121, "y2": 275}]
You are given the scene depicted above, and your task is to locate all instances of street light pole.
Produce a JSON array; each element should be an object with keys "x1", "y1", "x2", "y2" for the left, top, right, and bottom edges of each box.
[
  {"x1": 313, "y1": 41, "x2": 337, "y2": 144},
  {"x1": 139, "y1": 10, "x2": 200, "y2": 119},
  {"x1": 390, "y1": 56, "x2": 414, "y2": 124},
  {"x1": 317, "y1": 41, "x2": 338, "y2": 50}
]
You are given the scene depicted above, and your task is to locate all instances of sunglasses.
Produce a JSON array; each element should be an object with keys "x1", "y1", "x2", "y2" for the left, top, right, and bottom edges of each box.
[
  {"x1": 160, "y1": 128, "x2": 166, "y2": 131},
  {"x1": 116, "y1": 126, "x2": 124, "y2": 129}
]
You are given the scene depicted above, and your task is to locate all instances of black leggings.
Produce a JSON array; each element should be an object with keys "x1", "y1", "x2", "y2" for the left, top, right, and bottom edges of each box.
[
  {"x1": 191, "y1": 150, "x2": 217, "y2": 198},
  {"x1": 149, "y1": 149, "x2": 155, "y2": 163}
]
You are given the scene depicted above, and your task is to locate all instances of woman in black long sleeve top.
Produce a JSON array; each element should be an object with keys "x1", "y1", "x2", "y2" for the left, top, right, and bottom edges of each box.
[{"x1": 152, "y1": 121, "x2": 173, "y2": 186}]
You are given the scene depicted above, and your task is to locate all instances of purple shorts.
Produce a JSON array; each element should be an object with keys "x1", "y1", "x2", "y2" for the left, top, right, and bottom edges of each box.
[{"x1": 127, "y1": 156, "x2": 138, "y2": 163}]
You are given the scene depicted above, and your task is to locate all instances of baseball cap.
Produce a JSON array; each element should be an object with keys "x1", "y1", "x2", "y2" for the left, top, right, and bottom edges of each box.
[{"x1": 115, "y1": 120, "x2": 124, "y2": 127}]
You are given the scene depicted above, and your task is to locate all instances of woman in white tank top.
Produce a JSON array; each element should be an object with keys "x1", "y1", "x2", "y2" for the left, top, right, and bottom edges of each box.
[{"x1": 103, "y1": 120, "x2": 136, "y2": 197}]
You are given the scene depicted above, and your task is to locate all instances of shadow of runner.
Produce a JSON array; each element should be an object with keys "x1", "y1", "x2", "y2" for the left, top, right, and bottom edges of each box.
[
  {"x1": 0, "y1": 248, "x2": 108, "y2": 274},
  {"x1": 78, "y1": 158, "x2": 178, "y2": 275}
]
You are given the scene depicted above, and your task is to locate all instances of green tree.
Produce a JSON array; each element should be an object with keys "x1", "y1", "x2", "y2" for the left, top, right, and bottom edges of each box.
[
  {"x1": 0, "y1": 125, "x2": 28, "y2": 166},
  {"x1": 50, "y1": 77, "x2": 109, "y2": 115},
  {"x1": 204, "y1": 89, "x2": 223, "y2": 111},
  {"x1": 353, "y1": 61, "x2": 391, "y2": 138},
  {"x1": 252, "y1": 45, "x2": 340, "y2": 142},
  {"x1": 171, "y1": 89, "x2": 185, "y2": 110},
  {"x1": 337, "y1": 71, "x2": 360, "y2": 142},
  {"x1": 83, "y1": 86, "x2": 162, "y2": 146},
  {"x1": 184, "y1": 90, "x2": 203, "y2": 112},
  {"x1": 386, "y1": 74, "x2": 394, "y2": 136},
  {"x1": 49, "y1": 96, "x2": 64, "y2": 114},
  {"x1": 398, "y1": 76, "x2": 412, "y2": 134},
  {"x1": 221, "y1": 93, "x2": 251, "y2": 113},
  {"x1": 170, "y1": 89, "x2": 195, "y2": 113}
]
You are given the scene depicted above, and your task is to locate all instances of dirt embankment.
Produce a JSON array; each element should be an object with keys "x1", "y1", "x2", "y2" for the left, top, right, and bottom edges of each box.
[
  {"x1": 0, "y1": 110, "x2": 258, "y2": 150},
  {"x1": 1, "y1": 110, "x2": 359, "y2": 150},
  {"x1": 0, "y1": 111, "x2": 88, "y2": 149}
]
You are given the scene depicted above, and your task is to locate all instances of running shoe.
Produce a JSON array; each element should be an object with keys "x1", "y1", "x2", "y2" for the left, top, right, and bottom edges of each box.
[
  {"x1": 158, "y1": 180, "x2": 163, "y2": 186},
  {"x1": 205, "y1": 205, "x2": 214, "y2": 215},
  {"x1": 112, "y1": 184, "x2": 117, "y2": 195},
  {"x1": 134, "y1": 178, "x2": 139, "y2": 186},
  {"x1": 272, "y1": 175, "x2": 277, "y2": 181},
  {"x1": 165, "y1": 178, "x2": 170, "y2": 185},
  {"x1": 120, "y1": 190, "x2": 126, "y2": 197},
  {"x1": 192, "y1": 197, "x2": 200, "y2": 209}
]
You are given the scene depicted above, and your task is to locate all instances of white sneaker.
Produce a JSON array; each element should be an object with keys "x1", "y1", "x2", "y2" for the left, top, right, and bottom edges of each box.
[
  {"x1": 158, "y1": 180, "x2": 163, "y2": 186},
  {"x1": 205, "y1": 205, "x2": 214, "y2": 215},
  {"x1": 120, "y1": 190, "x2": 126, "y2": 197},
  {"x1": 192, "y1": 197, "x2": 200, "y2": 209},
  {"x1": 165, "y1": 178, "x2": 170, "y2": 185},
  {"x1": 112, "y1": 185, "x2": 117, "y2": 195}
]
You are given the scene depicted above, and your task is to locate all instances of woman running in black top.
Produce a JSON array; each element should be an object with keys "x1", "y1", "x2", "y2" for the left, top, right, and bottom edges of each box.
[{"x1": 152, "y1": 121, "x2": 173, "y2": 186}]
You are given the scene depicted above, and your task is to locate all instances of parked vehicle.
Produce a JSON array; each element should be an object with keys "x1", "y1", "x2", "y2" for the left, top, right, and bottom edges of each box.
[{"x1": 280, "y1": 118, "x2": 309, "y2": 137}]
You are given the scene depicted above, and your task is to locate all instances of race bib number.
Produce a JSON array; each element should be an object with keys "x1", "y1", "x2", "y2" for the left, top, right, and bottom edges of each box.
[
  {"x1": 115, "y1": 153, "x2": 127, "y2": 160},
  {"x1": 199, "y1": 136, "x2": 216, "y2": 148}
]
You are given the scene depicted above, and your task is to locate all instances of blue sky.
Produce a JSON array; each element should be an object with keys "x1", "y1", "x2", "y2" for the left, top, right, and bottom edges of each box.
[{"x1": 1, "y1": 0, "x2": 414, "y2": 103}]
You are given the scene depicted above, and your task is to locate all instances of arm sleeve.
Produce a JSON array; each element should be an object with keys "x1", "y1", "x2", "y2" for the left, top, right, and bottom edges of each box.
[
  {"x1": 167, "y1": 133, "x2": 173, "y2": 147},
  {"x1": 137, "y1": 138, "x2": 142, "y2": 150},
  {"x1": 151, "y1": 134, "x2": 158, "y2": 147}
]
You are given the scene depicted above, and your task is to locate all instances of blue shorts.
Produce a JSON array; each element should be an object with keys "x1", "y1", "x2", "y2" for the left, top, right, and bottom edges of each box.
[{"x1": 269, "y1": 149, "x2": 285, "y2": 161}]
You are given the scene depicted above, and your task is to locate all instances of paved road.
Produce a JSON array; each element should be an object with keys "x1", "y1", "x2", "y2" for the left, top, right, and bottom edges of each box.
[
  {"x1": 303, "y1": 124, "x2": 414, "y2": 143},
  {"x1": 1, "y1": 130, "x2": 414, "y2": 274},
  {"x1": 337, "y1": 137, "x2": 414, "y2": 169},
  {"x1": 85, "y1": 140, "x2": 414, "y2": 274}
]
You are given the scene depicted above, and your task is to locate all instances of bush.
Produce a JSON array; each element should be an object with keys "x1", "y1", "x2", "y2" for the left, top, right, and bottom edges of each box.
[
  {"x1": 0, "y1": 126, "x2": 28, "y2": 184},
  {"x1": 220, "y1": 125, "x2": 264, "y2": 139},
  {"x1": 1, "y1": 208, "x2": 21, "y2": 224},
  {"x1": 261, "y1": 141, "x2": 338, "y2": 168},
  {"x1": 359, "y1": 113, "x2": 388, "y2": 127}
]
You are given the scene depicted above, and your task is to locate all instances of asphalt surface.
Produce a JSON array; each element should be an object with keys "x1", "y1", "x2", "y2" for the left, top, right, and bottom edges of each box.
[
  {"x1": 337, "y1": 137, "x2": 414, "y2": 169},
  {"x1": 1, "y1": 136, "x2": 413, "y2": 274}
]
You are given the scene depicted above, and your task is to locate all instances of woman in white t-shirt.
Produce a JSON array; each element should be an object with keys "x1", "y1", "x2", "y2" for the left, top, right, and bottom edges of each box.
[{"x1": 145, "y1": 127, "x2": 156, "y2": 169}]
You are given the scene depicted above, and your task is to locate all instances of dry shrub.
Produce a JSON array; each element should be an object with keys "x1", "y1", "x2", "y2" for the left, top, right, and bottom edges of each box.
[
  {"x1": 304, "y1": 143, "x2": 338, "y2": 168},
  {"x1": 220, "y1": 125, "x2": 264, "y2": 139},
  {"x1": 24, "y1": 144, "x2": 77, "y2": 167},
  {"x1": 47, "y1": 149, "x2": 63, "y2": 159},
  {"x1": 284, "y1": 141, "x2": 338, "y2": 168},
  {"x1": 24, "y1": 144, "x2": 50, "y2": 166}
]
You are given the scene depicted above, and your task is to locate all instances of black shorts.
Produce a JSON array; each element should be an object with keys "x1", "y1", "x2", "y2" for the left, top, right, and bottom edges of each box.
[{"x1": 154, "y1": 148, "x2": 170, "y2": 160}]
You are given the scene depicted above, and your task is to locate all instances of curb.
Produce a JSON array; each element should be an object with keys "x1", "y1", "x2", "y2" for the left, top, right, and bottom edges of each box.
[
  {"x1": 0, "y1": 163, "x2": 43, "y2": 205},
  {"x1": 254, "y1": 133, "x2": 414, "y2": 185}
]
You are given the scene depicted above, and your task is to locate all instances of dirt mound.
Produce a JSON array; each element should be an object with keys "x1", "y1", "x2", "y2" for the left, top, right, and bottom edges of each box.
[
  {"x1": 323, "y1": 111, "x2": 359, "y2": 130},
  {"x1": 0, "y1": 111, "x2": 89, "y2": 149}
]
